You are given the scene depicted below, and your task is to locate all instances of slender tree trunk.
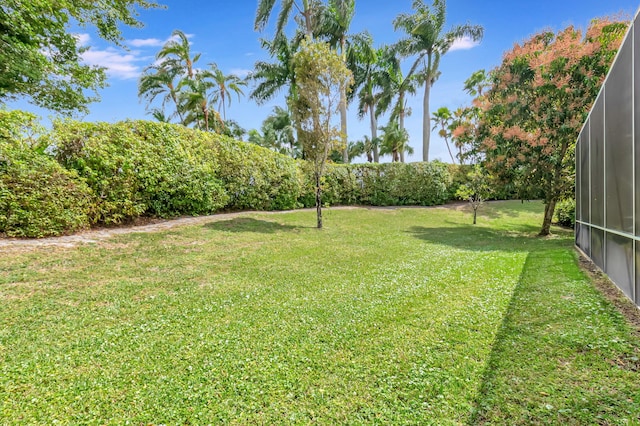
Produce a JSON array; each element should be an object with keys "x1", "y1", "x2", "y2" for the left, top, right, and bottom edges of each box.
[
  {"x1": 370, "y1": 104, "x2": 379, "y2": 163},
  {"x1": 315, "y1": 171, "x2": 323, "y2": 229},
  {"x1": 473, "y1": 206, "x2": 477, "y2": 225},
  {"x1": 399, "y1": 92, "x2": 405, "y2": 131},
  {"x1": 302, "y1": 0, "x2": 313, "y2": 37},
  {"x1": 221, "y1": 93, "x2": 227, "y2": 121},
  {"x1": 540, "y1": 198, "x2": 557, "y2": 236},
  {"x1": 443, "y1": 133, "x2": 456, "y2": 164},
  {"x1": 400, "y1": 148, "x2": 405, "y2": 163},
  {"x1": 340, "y1": 36, "x2": 349, "y2": 164},
  {"x1": 423, "y1": 80, "x2": 431, "y2": 162}
]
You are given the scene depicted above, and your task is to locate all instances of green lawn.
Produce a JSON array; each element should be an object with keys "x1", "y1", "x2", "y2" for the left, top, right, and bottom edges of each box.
[{"x1": 1, "y1": 201, "x2": 638, "y2": 424}]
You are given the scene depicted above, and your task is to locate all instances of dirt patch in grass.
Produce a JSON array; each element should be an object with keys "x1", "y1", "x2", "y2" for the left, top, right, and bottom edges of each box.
[{"x1": 578, "y1": 252, "x2": 640, "y2": 335}]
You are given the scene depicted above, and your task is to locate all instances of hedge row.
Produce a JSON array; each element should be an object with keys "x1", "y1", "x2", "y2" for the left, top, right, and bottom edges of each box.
[{"x1": 1, "y1": 115, "x2": 456, "y2": 237}]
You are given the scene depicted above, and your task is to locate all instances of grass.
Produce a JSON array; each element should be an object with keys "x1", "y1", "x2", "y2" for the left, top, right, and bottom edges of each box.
[{"x1": 0, "y1": 201, "x2": 638, "y2": 424}]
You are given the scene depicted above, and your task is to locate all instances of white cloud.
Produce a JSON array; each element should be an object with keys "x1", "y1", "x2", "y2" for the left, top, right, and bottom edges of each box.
[
  {"x1": 450, "y1": 36, "x2": 481, "y2": 52},
  {"x1": 128, "y1": 33, "x2": 195, "y2": 49},
  {"x1": 81, "y1": 47, "x2": 143, "y2": 80},
  {"x1": 230, "y1": 68, "x2": 252, "y2": 78},
  {"x1": 129, "y1": 38, "x2": 164, "y2": 47},
  {"x1": 75, "y1": 33, "x2": 91, "y2": 46}
]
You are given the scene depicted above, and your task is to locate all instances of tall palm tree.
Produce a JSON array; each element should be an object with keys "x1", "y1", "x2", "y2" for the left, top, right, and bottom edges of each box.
[
  {"x1": 377, "y1": 46, "x2": 419, "y2": 162},
  {"x1": 208, "y1": 64, "x2": 247, "y2": 121},
  {"x1": 348, "y1": 33, "x2": 384, "y2": 162},
  {"x1": 248, "y1": 34, "x2": 299, "y2": 105},
  {"x1": 156, "y1": 30, "x2": 200, "y2": 79},
  {"x1": 316, "y1": 0, "x2": 355, "y2": 163},
  {"x1": 394, "y1": 0, "x2": 483, "y2": 162},
  {"x1": 254, "y1": 0, "x2": 321, "y2": 38}
]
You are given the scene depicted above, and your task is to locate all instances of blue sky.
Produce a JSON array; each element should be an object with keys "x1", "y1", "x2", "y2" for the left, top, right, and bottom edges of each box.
[{"x1": 11, "y1": 0, "x2": 640, "y2": 162}]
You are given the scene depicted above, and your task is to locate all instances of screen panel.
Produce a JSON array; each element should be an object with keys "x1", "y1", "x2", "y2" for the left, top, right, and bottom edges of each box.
[
  {"x1": 591, "y1": 228, "x2": 605, "y2": 271},
  {"x1": 577, "y1": 223, "x2": 591, "y2": 257},
  {"x1": 605, "y1": 233, "x2": 634, "y2": 300},
  {"x1": 605, "y1": 35, "x2": 634, "y2": 233},
  {"x1": 579, "y1": 127, "x2": 590, "y2": 223},
  {"x1": 590, "y1": 95, "x2": 605, "y2": 228}
]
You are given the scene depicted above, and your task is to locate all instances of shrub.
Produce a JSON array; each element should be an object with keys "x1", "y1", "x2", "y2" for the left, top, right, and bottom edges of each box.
[
  {"x1": 554, "y1": 199, "x2": 575, "y2": 227},
  {"x1": 50, "y1": 120, "x2": 229, "y2": 223},
  {"x1": 210, "y1": 136, "x2": 301, "y2": 211},
  {"x1": 0, "y1": 111, "x2": 92, "y2": 237},
  {"x1": 298, "y1": 161, "x2": 451, "y2": 207}
]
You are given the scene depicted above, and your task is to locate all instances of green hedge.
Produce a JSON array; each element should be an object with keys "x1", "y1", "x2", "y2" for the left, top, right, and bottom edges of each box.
[
  {"x1": 2, "y1": 115, "x2": 458, "y2": 237},
  {"x1": 211, "y1": 136, "x2": 301, "y2": 211},
  {"x1": 0, "y1": 111, "x2": 93, "y2": 237},
  {"x1": 299, "y1": 162, "x2": 451, "y2": 207},
  {"x1": 50, "y1": 120, "x2": 229, "y2": 223}
]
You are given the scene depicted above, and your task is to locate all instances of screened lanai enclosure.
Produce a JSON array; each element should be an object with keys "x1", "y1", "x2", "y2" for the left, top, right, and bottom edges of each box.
[{"x1": 576, "y1": 10, "x2": 640, "y2": 308}]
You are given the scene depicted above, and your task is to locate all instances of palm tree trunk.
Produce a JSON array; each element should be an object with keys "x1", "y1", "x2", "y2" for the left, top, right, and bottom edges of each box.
[
  {"x1": 423, "y1": 80, "x2": 431, "y2": 162},
  {"x1": 400, "y1": 148, "x2": 405, "y2": 163},
  {"x1": 340, "y1": 36, "x2": 349, "y2": 164},
  {"x1": 302, "y1": 0, "x2": 313, "y2": 37},
  {"x1": 370, "y1": 103, "x2": 379, "y2": 163}
]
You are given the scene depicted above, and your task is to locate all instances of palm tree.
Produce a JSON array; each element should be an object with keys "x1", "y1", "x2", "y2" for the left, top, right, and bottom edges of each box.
[
  {"x1": 156, "y1": 30, "x2": 199, "y2": 79},
  {"x1": 431, "y1": 106, "x2": 456, "y2": 163},
  {"x1": 394, "y1": 0, "x2": 483, "y2": 162},
  {"x1": 254, "y1": 0, "x2": 321, "y2": 38},
  {"x1": 178, "y1": 71, "x2": 218, "y2": 131},
  {"x1": 316, "y1": 0, "x2": 355, "y2": 163},
  {"x1": 348, "y1": 33, "x2": 385, "y2": 162},
  {"x1": 377, "y1": 46, "x2": 419, "y2": 162},
  {"x1": 249, "y1": 35, "x2": 300, "y2": 105},
  {"x1": 379, "y1": 119, "x2": 411, "y2": 163},
  {"x1": 208, "y1": 64, "x2": 247, "y2": 121},
  {"x1": 138, "y1": 63, "x2": 186, "y2": 124}
]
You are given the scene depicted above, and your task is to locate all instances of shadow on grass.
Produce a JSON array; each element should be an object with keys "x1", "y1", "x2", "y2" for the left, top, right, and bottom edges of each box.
[
  {"x1": 467, "y1": 251, "x2": 534, "y2": 424},
  {"x1": 204, "y1": 217, "x2": 302, "y2": 234},
  {"x1": 407, "y1": 224, "x2": 544, "y2": 252}
]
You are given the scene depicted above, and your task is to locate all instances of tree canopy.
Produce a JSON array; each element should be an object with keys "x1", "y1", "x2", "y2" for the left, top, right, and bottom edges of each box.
[
  {"x1": 0, "y1": 0, "x2": 161, "y2": 114},
  {"x1": 476, "y1": 18, "x2": 627, "y2": 235}
]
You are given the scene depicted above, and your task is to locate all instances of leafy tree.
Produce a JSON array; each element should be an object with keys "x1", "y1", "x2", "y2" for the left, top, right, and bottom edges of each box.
[
  {"x1": 394, "y1": 0, "x2": 483, "y2": 162},
  {"x1": 455, "y1": 164, "x2": 491, "y2": 225},
  {"x1": 0, "y1": 0, "x2": 160, "y2": 114},
  {"x1": 291, "y1": 39, "x2": 353, "y2": 228},
  {"x1": 477, "y1": 18, "x2": 626, "y2": 235}
]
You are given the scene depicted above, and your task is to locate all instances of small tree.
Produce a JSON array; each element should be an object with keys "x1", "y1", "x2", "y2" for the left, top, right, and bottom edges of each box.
[
  {"x1": 291, "y1": 39, "x2": 353, "y2": 229},
  {"x1": 456, "y1": 165, "x2": 492, "y2": 225}
]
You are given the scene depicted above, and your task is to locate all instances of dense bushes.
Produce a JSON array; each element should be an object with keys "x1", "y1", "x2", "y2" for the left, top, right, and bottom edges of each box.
[
  {"x1": 50, "y1": 120, "x2": 229, "y2": 223},
  {"x1": 0, "y1": 111, "x2": 93, "y2": 237},
  {"x1": 2, "y1": 115, "x2": 458, "y2": 237},
  {"x1": 211, "y1": 136, "x2": 301, "y2": 211},
  {"x1": 554, "y1": 199, "x2": 575, "y2": 227},
  {"x1": 299, "y1": 162, "x2": 451, "y2": 207}
]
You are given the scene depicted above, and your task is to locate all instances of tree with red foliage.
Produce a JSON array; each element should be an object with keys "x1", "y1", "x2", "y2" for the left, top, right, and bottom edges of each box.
[{"x1": 475, "y1": 18, "x2": 627, "y2": 235}]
